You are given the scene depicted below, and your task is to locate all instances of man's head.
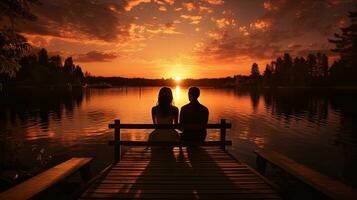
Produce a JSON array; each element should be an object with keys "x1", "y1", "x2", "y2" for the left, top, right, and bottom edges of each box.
[{"x1": 188, "y1": 87, "x2": 200, "y2": 102}]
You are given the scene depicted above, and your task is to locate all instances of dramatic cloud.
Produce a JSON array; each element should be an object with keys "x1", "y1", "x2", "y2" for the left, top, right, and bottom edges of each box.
[
  {"x1": 75, "y1": 51, "x2": 118, "y2": 62},
  {"x1": 194, "y1": 0, "x2": 354, "y2": 68},
  {"x1": 19, "y1": 0, "x2": 130, "y2": 42}
]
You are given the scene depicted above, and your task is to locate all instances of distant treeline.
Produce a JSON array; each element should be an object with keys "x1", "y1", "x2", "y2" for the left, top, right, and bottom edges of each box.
[
  {"x1": 3, "y1": 48, "x2": 85, "y2": 86},
  {"x1": 86, "y1": 76, "x2": 235, "y2": 87}
]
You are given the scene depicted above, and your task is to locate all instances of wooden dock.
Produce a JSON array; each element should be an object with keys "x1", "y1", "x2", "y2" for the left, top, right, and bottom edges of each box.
[{"x1": 80, "y1": 147, "x2": 282, "y2": 199}]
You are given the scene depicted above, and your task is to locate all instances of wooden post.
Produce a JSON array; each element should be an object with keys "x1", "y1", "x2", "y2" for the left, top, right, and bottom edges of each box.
[
  {"x1": 80, "y1": 163, "x2": 92, "y2": 182},
  {"x1": 114, "y1": 119, "x2": 121, "y2": 162},
  {"x1": 220, "y1": 119, "x2": 226, "y2": 150},
  {"x1": 256, "y1": 155, "x2": 267, "y2": 175}
]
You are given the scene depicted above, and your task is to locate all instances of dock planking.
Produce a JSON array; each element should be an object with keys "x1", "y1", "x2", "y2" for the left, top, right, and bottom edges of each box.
[{"x1": 80, "y1": 147, "x2": 282, "y2": 200}]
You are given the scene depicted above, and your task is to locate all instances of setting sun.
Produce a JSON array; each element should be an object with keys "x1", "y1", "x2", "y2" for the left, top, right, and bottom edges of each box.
[{"x1": 174, "y1": 76, "x2": 181, "y2": 83}]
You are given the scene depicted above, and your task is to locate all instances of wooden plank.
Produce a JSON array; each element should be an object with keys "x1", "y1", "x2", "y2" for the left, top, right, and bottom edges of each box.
[
  {"x1": 108, "y1": 141, "x2": 232, "y2": 146},
  {"x1": 108, "y1": 123, "x2": 232, "y2": 129},
  {"x1": 255, "y1": 149, "x2": 357, "y2": 200},
  {"x1": 99, "y1": 179, "x2": 266, "y2": 184},
  {"x1": 81, "y1": 192, "x2": 280, "y2": 199},
  {"x1": 0, "y1": 157, "x2": 93, "y2": 200},
  {"x1": 93, "y1": 183, "x2": 274, "y2": 190},
  {"x1": 87, "y1": 188, "x2": 278, "y2": 194},
  {"x1": 81, "y1": 147, "x2": 281, "y2": 199}
]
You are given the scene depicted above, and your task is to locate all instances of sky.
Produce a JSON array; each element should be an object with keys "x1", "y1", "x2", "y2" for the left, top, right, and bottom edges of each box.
[{"x1": 16, "y1": 0, "x2": 356, "y2": 78}]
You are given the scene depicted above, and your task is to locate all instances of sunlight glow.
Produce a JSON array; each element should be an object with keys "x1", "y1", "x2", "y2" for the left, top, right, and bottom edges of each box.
[{"x1": 174, "y1": 76, "x2": 181, "y2": 82}]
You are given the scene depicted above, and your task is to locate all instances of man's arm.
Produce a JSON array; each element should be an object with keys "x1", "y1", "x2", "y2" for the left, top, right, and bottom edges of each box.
[{"x1": 204, "y1": 107, "x2": 209, "y2": 124}]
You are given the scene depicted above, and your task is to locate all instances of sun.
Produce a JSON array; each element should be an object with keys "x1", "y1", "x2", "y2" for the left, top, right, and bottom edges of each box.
[{"x1": 174, "y1": 76, "x2": 181, "y2": 83}]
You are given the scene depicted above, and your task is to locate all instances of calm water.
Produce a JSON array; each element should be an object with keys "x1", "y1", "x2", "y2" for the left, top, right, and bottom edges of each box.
[{"x1": 1, "y1": 87, "x2": 356, "y2": 188}]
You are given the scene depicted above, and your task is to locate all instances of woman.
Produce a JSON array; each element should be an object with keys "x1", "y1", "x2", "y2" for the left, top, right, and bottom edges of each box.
[{"x1": 149, "y1": 87, "x2": 180, "y2": 142}]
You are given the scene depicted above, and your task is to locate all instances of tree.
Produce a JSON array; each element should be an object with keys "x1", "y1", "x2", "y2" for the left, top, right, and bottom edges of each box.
[
  {"x1": 250, "y1": 63, "x2": 260, "y2": 77},
  {"x1": 74, "y1": 65, "x2": 84, "y2": 84},
  {"x1": 307, "y1": 54, "x2": 317, "y2": 79},
  {"x1": 38, "y1": 48, "x2": 49, "y2": 66},
  {"x1": 329, "y1": 7, "x2": 357, "y2": 85},
  {"x1": 321, "y1": 54, "x2": 329, "y2": 79},
  {"x1": 263, "y1": 64, "x2": 273, "y2": 86},
  {"x1": 329, "y1": 9, "x2": 357, "y2": 67},
  {"x1": 0, "y1": 29, "x2": 31, "y2": 77},
  {"x1": 0, "y1": 0, "x2": 39, "y2": 79}
]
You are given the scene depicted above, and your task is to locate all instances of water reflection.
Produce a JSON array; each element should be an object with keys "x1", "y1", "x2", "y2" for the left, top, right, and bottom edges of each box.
[{"x1": 0, "y1": 87, "x2": 356, "y2": 189}]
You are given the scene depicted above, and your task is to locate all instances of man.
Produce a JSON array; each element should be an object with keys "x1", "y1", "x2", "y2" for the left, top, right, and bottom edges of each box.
[{"x1": 180, "y1": 87, "x2": 209, "y2": 143}]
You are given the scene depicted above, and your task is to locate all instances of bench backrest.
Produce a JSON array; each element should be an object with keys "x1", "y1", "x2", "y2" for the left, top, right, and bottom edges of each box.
[{"x1": 108, "y1": 119, "x2": 232, "y2": 162}]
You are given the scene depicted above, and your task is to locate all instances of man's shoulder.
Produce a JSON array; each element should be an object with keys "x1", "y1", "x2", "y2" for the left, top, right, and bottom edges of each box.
[
  {"x1": 199, "y1": 103, "x2": 209, "y2": 113},
  {"x1": 180, "y1": 103, "x2": 190, "y2": 111}
]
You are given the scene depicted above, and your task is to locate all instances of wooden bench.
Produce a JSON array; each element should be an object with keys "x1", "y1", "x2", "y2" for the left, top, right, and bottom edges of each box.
[
  {"x1": 255, "y1": 149, "x2": 357, "y2": 200},
  {"x1": 108, "y1": 119, "x2": 232, "y2": 162},
  {"x1": 0, "y1": 157, "x2": 93, "y2": 200}
]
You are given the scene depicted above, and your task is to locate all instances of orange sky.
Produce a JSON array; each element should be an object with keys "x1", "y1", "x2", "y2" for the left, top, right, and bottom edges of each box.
[{"x1": 18, "y1": 0, "x2": 354, "y2": 78}]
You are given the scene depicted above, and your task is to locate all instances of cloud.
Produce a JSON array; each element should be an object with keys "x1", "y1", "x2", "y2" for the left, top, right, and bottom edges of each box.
[
  {"x1": 287, "y1": 43, "x2": 302, "y2": 49},
  {"x1": 198, "y1": 5, "x2": 213, "y2": 13},
  {"x1": 195, "y1": 0, "x2": 354, "y2": 66},
  {"x1": 260, "y1": 0, "x2": 354, "y2": 36},
  {"x1": 182, "y1": 2, "x2": 195, "y2": 11},
  {"x1": 249, "y1": 19, "x2": 271, "y2": 31},
  {"x1": 180, "y1": 15, "x2": 202, "y2": 24},
  {"x1": 125, "y1": 0, "x2": 151, "y2": 11},
  {"x1": 18, "y1": 0, "x2": 131, "y2": 42},
  {"x1": 215, "y1": 17, "x2": 236, "y2": 29},
  {"x1": 75, "y1": 51, "x2": 118, "y2": 62},
  {"x1": 158, "y1": 6, "x2": 167, "y2": 11},
  {"x1": 205, "y1": 0, "x2": 224, "y2": 5},
  {"x1": 146, "y1": 22, "x2": 182, "y2": 34}
]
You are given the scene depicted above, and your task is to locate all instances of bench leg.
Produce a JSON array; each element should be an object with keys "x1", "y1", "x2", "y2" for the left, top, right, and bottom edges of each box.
[
  {"x1": 256, "y1": 156, "x2": 267, "y2": 175},
  {"x1": 80, "y1": 164, "x2": 92, "y2": 182}
]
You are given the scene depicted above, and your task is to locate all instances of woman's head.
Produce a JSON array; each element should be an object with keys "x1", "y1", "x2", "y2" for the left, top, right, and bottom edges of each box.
[{"x1": 158, "y1": 87, "x2": 173, "y2": 106}]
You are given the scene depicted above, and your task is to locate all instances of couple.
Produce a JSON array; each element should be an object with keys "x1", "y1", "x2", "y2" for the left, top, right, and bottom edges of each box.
[{"x1": 149, "y1": 87, "x2": 209, "y2": 143}]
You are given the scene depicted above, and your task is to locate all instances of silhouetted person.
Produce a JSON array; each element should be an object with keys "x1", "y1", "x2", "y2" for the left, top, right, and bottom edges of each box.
[
  {"x1": 180, "y1": 87, "x2": 209, "y2": 143},
  {"x1": 149, "y1": 87, "x2": 180, "y2": 142}
]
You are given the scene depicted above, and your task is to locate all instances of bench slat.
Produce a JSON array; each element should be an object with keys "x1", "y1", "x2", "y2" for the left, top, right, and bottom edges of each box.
[
  {"x1": 108, "y1": 141, "x2": 232, "y2": 146},
  {"x1": 108, "y1": 123, "x2": 232, "y2": 129},
  {"x1": 255, "y1": 150, "x2": 357, "y2": 200},
  {"x1": 0, "y1": 157, "x2": 93, "y2": 200}
]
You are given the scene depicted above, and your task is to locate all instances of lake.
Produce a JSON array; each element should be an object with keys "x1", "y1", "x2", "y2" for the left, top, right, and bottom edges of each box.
[{"x1": 1, "y1": 87, "x2": 356, "y2": 188}]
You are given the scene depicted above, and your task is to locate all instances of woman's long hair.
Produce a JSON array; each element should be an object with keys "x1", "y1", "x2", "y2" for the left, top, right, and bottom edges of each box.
[{"x1": 157, "y1": 87, "x2": 173, "y2": 116}]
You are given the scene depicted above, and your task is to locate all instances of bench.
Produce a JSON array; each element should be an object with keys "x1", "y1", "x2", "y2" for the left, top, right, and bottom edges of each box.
[
  {"x1": 0, "y1": 157, "x2": 93, "y2": 200},
  {"x1": 255, "y1": 149, "x2": 357, "y2": 200},
  {"x1": 108, "y1": 119, "x2": 232, "y2": 162}
]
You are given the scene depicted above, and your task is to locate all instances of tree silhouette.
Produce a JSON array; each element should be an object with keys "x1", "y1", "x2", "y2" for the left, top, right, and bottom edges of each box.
[
  {"x1": 251, "y1": 63, "x2": 260, "y2": 77},
  {"x1": 0, "y1": 0, "x2": 38, "y2": 79},
  {"x1": 12, "y1": 48, "x2": 86, "y2": 86},
  {"x1": 329, "y1": 6, "x2": 357, "y2": 85},
  {"x1": 38, "y1": 48, "x2": 49, "y2": 66},
  {"x1": 263, "y1": 64, "x2": 273, "y2": 86}
]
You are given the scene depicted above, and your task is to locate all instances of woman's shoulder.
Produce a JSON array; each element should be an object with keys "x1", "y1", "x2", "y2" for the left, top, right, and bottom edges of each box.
[
  {"x1": 170, "y1": 105, "x2": 179, "y2": 112},
  {"x1": 152, "y1": 105, "x2": 159, "y2": 112}
]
